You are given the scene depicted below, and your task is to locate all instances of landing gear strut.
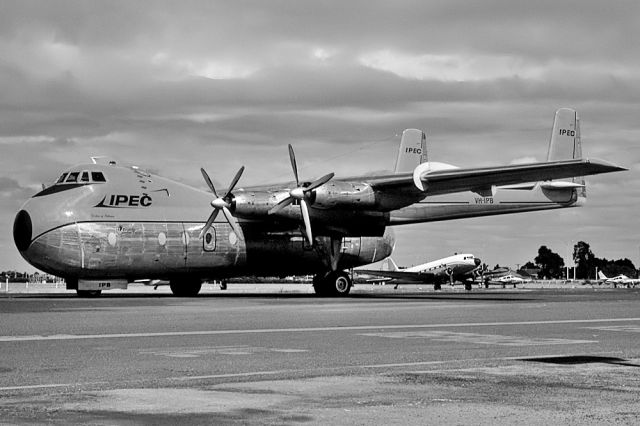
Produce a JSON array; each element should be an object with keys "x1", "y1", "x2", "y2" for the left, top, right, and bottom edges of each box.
[{"x1": 313, "y1": 271, "x2": 352, "y2": 297}]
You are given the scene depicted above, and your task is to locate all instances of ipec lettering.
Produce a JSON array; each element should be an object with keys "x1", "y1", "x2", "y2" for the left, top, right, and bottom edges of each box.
[
  {"x1": 94, "y1": 194, "x2": 153, "y2": 208},
  {"x1": 559, "y1": 129, "x2": 576, "y2": 137},
  {"x1": 405, "y1": 147, "x2": 422, "y2": 154}
]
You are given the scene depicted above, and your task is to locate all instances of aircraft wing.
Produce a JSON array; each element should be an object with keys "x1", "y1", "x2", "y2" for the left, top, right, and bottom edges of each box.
[
  {"x1": 365, "y1": 158, "x2": 625, "y2": 197},
  {"x1": 356, "y1": 269, "x2": 437, "y2": 283}
]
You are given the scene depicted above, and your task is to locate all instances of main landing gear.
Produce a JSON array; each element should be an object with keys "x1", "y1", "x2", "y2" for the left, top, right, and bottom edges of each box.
[{"x1": 313, "y1": 271, "x2": 352, "y2": 297}]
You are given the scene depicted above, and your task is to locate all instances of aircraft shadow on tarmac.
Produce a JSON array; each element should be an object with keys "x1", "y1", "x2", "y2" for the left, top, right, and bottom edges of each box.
[{"x1": 522, "y1": 355, "x2": 640, "y2": 368}]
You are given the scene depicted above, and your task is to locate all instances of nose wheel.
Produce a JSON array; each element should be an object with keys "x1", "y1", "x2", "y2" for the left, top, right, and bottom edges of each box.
[{"x1": 313, "y1": 271, "x2": 352, "y2": 296}]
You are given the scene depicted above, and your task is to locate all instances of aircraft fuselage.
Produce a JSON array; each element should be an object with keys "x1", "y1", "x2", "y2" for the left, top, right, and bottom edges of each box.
[{"x1": 13, "y1": 164, "x2": 394, "y2": 284}]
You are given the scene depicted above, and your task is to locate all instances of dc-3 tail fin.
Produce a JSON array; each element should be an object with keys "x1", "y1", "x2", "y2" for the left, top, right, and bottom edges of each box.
[
  {"x1": 598, "y1": 271, "x2": 608, "y2": 280},
  {"x1": 543, "y1": 108, "x2": 587, "y2": 197},
  {"x1": 395, "y1": 129, "x2": 427, "y2": 173},
  {"x1": 384, "y1": 257, "x2": 400, "y2": 271}
]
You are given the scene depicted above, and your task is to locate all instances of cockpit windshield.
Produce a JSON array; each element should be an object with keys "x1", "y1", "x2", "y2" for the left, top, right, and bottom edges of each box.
[
  {"x1": 34, "y1": 169, "x2": 108, "y2": 197},
  {"x1": 55, "y1": 170, "x2": 106, "y2": 185}
]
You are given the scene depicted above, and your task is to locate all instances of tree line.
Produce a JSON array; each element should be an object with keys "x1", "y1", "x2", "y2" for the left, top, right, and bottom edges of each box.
[{"x1": 521, "y1": 241, "x2": 637, "y2": 280}]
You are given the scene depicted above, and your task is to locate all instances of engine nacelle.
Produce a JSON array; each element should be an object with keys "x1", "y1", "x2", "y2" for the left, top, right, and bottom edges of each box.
[
  {"x1": 312, "y1": 181, "x2": 376, "y2": 209},
  {"x1": 337, "y1": 228, "x2": 395, "y2": 270},
  {"x1": 232, "y1": 190, "x2": 278, "y2": 218}
]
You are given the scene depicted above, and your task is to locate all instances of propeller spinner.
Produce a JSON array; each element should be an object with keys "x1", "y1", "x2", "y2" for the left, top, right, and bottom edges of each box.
[
  {"x1": 268, "y1": 144, "x2": 334, "y2": 244},
  {"x1": 199, "y1": 166, "x2": 245, "y2": 240}
]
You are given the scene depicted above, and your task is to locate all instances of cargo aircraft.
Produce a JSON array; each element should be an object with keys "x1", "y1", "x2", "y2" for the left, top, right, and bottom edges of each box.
[
  {"x1": 357, "y1": 254, "x2": 482, "y2": 291},
  {"x1": 13, "y1": 108, "x2": 625, "y2": 297}
]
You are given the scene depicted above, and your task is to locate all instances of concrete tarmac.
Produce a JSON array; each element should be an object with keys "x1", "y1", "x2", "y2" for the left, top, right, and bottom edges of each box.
[{"x1": 1, "y1": 285, "x2": 639, "y2": 424}]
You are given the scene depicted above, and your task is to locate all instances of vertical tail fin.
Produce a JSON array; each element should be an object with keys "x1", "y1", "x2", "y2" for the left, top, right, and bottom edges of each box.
[
  {"x1": 547, "y1": 108, "x2": 580, "y2": 162},
  {"x1": 384, "y1": 257, "x2": 400, "y2": 271},
  {"x1": 546, "y1": 108, "x2": 586, "y2": 197},
  {"x1": 394, "y1": 129, "x2": 427, "y2": 173},
  {"x1": 598, "y1": 271, "x2": 608, "y2": 280}
]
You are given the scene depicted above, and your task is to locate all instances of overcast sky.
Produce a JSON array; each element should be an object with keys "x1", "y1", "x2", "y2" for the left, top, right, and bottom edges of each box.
[{"x1": 1, "y1": 0, "x2": 639, "y2": 272}]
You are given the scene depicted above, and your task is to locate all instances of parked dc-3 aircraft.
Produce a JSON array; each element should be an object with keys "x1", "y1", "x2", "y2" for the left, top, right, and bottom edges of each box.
[
  {"x1": 357, "y1": 254, "x2": 481, "y2": 291},
  {"x1": 13, "y1": 108, "x2": 625, "y2": 297}
]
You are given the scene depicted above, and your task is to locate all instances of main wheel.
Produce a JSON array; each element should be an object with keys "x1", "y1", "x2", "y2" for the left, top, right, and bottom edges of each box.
[
  {"x1": 464, "y1": 283, "x2": 472, "y2": 291},
  {"x1": 312, "y1": 271, "x2": 352, "y2": 296},
  {"x1": 332, "y1": 271, "x2": 352, "y2": 296},
  {"x1": 170, "y1": 279, "x2": 202, "y2": 297},
  {"x1": 434, "y1": 283, "x2": 441, "y2": 291}
]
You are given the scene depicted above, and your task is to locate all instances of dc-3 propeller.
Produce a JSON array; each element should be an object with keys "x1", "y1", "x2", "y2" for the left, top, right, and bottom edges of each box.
[
  {"x1": 199, "y1": 166, "x2": 245, "y2": 240},
  {"x1": 268, "y1": 144, "x2": 334, "y2": 245}
]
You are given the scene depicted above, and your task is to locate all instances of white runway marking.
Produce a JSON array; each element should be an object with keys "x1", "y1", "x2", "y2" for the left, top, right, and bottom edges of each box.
[
  {"x1": 586, "y1": 325, "x2": 640, "y2": 333},
  {"x1": 0, "y1": 317, "x2": 638, "y2": 342},
  {"x1": 359, "y1": 330, "x2": 596, "y2": 346},
  {"x1": 139, "y1": 345, "x2": 308, "y2": 358}
]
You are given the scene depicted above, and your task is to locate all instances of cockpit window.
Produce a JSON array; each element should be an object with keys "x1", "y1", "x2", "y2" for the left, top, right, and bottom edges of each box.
[
  {"x1": 34, "y1": 169, "x2": 108, "y2": 197},
  {"x1": 66, "y1": 172, "x2": 80, "y2": 183},
  {"x1": 91, "y1": 171, "x2": 106, "y2": 182}
]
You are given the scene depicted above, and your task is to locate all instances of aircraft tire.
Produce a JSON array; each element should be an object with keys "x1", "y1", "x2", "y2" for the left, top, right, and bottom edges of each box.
[
  {"x1": 313, "y1": 272, "x2": 351, "y2": 296},
  {"x1": 332, "y1": 271, "x2": 352, "y2": 296},
  {"x1": 76, "y1": 290, "x2": 102, "y2": 297},
  {"x1": 464, "y1": 283, "x2": 472, "y2": 291},
  {"x1": 434, "y1": 283, "x2": 441, "y2": 291},
  {"x1": 170, "y1": 279, "x2": 202, "y2": 297}
]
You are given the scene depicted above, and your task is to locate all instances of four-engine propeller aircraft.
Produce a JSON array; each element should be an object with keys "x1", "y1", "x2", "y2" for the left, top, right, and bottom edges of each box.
[
  {"x1": 13, "y1": 108, "x2": 625, "y2": 297},
  {"x1": 357, "y1": 254, "x2": 481, "y2": 291}
]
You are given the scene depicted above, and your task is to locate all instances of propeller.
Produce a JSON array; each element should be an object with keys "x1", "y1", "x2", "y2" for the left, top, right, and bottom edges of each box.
[
  {"x1": 199, "y1": 166, "x2": 245, "y2": 240},
  {"x1": 268, "y1": 144, "x2": 334, "y2": 244},
  {"x1": 446, "y1": 267, "x2": 454, "y2": 286}
]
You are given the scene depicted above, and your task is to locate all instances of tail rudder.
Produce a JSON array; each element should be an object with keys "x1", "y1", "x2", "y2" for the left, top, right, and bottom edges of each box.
[
  {"x1": 598, "y1": 271, "x2": 608, "y2": 280},
  {"x1": 394, "y1": 129, "x2": 427, "y2": 173}
]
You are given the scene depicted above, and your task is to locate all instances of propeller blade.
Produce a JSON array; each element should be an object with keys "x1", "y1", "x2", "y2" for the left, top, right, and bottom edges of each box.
[
  {"x1": 222, "y1": 206, "x2": 244, "y2": 241},
  {"x1": 288, "y1": 144, "x2": 299, "y2": 186},
  {"x1": 224, "y1": 165, "x2": 245, "y2": 198},
  {"x1": 268, "y1": 196, "x2": 293, "y2": 215},
  {"x1": 198, "y1": 209, "x2": 219, "y2": 239},
  {"x1": 300, "y1": 199, "x2": 312, "y2": 244},
  {"x1": 304, "y1": 172, "x2": 334, "y2": 192},
  {"x1": 200, "y1": 168, "x2": 219, "y2": 198}
]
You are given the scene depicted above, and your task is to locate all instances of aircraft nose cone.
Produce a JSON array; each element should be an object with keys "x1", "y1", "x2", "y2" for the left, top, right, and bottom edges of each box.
[
  {"x1": 13, "y1": 210, "x2": 32, "y2": 252},
  {"x1": 475, "y1": 258, "x2": 482, "y2": 266}
]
